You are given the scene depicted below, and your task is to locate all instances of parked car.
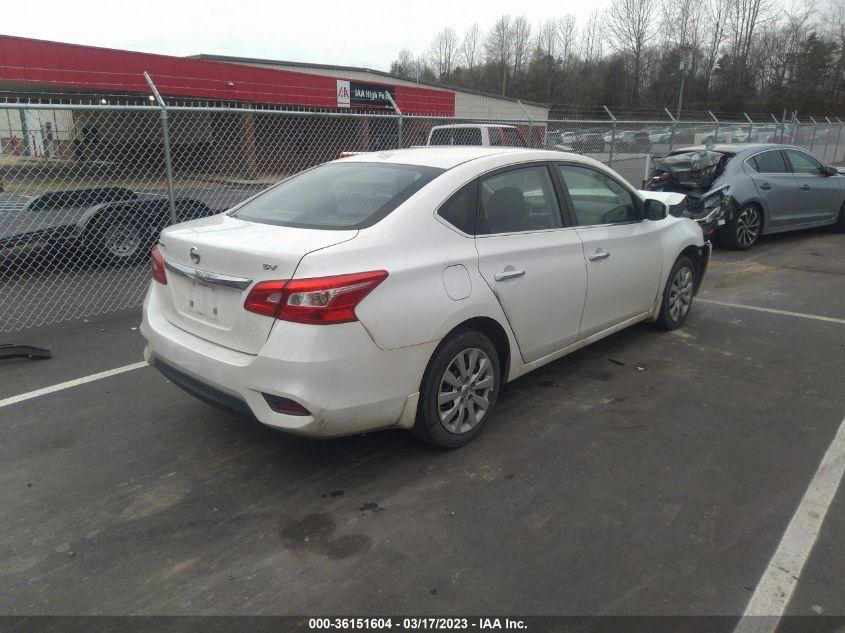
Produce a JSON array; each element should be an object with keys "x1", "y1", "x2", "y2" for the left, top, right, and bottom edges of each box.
[
  {"x1": 644, "y1": 143, "x2": 845, "y2": 249},
  {"x1": 615, "y1": 130, "x2": 652, "y2": 153},
  {"x1": 0, "y1": 187, "x2": 211, "y2": 264},
  {"x1": 571, "y1": 129, "x2": 606, "y2": 153},
  {"x1": 427, "y1": 124, "x2": 527, "y2": 147},
  {"x1": 643, "y1": 127, "x2": 672, "y2": 143},
  {"x1": 142, "y1": 147, "x2": 710, "y2": 448},
  {"x1": 699, "y1": 125, "x2": 742, "y2": 145}
]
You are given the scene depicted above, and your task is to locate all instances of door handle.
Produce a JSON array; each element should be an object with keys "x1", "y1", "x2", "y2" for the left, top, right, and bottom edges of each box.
[
  {"x1": 799, "y1": 184, "x2": 810, "y2": 191},
  {"x1": 494, "y1": 269, "x2": 525, "y2": 282},
  {"x1": 589, "y1": 250, "x2": 611, "y2": 262},
  {"x1": 760, "y1": 182, "x2": 772, "y2": 190}
]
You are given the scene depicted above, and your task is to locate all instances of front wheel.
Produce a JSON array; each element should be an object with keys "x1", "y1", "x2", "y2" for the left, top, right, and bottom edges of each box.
[
  {"x1": 656, "y1": 256, "x2": 696, "y2": 330},
  {"x1": 412, "y1": 329, "x2": 501, "y2": 448},
  {"x1": 832, "y1": 202, "x2": 845, "y2": 233},
  {"x1": 720, "y1": 205, "x2": 761, "y2": 250}
]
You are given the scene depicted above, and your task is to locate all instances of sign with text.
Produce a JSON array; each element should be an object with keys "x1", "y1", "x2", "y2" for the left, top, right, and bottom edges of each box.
[{"x1": 336, "y1": 79, "x2": 396, "y2": 110}]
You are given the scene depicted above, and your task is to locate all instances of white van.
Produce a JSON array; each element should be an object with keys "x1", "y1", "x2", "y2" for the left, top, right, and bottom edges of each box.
[{"x1": 427, "y1": 124, "x2": 527, "y2": 147}]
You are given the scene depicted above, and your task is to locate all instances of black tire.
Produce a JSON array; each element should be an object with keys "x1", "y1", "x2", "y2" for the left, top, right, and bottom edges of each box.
[
  {"x1": 656, "y1": 255, "x2": 697, "y2": 331},
  {"x1": 86, "y1": 213, "x2": 152, "y2": 266},
  {"x1": 832, "y1": 203, "x2": 845, "y2": 233},
  {"x1": 412, "y1": 329, "x2": 501, "y2": 449},
  {"x1": 720, "y1": 204, "x2": 762, "y2": 250}
]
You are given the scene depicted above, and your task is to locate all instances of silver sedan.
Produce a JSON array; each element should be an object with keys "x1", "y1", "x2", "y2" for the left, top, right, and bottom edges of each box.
[{"x1": 646, "y1": 143, "x2": 845, "y2": 249}]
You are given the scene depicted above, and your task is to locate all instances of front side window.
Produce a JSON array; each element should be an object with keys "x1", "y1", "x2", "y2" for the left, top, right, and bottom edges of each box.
[
  {"x1": 477, "y1": 166, "x2": 562, "y2": 234},
  {"x1": 749, "y1": 150, "x2": 789, "y2": 173},
  {"x1": 501, "y1": 128, "x2": 526, "y2": 147},
  {"x1": 785, "y1": 149, "x2": 824, "y2": 175},
  {"x1": 556, "y1": 165, "x2": 639, "y2": 226},
  {"x1": 234, "y1": 162, "x2": 443, "y2": 229}
]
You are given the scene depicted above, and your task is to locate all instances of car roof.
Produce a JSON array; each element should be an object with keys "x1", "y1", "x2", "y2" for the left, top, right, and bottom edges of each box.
[{"x1": 337, "y1": 146, "x2": 572, "y2": 170}]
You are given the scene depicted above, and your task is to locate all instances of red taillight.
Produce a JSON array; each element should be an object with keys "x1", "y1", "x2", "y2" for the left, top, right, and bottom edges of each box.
[
  {"x1": 244, "y1": 271, "x2": 388, "y2": 324},
  {"x1": 151, "y1": 245, "x2": 167, "y2": 285}
]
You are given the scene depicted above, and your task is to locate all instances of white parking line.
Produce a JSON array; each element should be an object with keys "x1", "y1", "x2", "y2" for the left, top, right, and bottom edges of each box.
[
  {"x1": 734, "y1": 414, "x2": 845, "y2": 633},
  {"x1": 0, "y1": 361, "x2": 148, "y2": 409},
  {"x1": 698, "y1": 298, "x2": 845, "y2": 325}
]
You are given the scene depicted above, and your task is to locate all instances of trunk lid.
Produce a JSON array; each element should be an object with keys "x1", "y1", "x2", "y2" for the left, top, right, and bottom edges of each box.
[{"x1": 157, "y1": 213, "x2": 356, "y2": 354}]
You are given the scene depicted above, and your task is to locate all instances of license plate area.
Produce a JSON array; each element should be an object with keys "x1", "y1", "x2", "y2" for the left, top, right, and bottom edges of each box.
[{"x1": 188, "y1": 280, "x2": 219, "y2": 320}]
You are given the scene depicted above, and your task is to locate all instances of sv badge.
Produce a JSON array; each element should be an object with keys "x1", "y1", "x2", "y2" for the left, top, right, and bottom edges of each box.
[{"x1": 262, "y1": 264, "x2": 278, "y2": 271}]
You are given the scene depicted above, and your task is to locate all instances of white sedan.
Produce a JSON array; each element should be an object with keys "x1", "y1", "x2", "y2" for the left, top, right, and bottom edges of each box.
[{"x1": 141, "y1": 147, "x2": 709, "y2": 448}]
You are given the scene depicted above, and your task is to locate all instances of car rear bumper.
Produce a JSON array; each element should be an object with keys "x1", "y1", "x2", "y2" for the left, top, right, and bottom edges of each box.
[{"x1": 140, "y1": 284, "x2": 435, "y2": 437}]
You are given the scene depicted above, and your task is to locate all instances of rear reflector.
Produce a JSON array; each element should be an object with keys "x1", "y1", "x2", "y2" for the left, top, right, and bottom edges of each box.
[
  {"x1": 263, "y1": 393, "x2": 310, "y2": 416},
  {"x1": 244, "y1": 270, "x2": 388, "y2": 324},
  {"x1": 151, "y1": 245, "x2": 167, "y2": 285}
]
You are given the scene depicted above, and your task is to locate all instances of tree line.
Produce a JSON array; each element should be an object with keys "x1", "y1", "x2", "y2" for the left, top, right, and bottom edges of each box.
[{"x1": 389, "y1": 0, "x2": 845, "y2": 117}]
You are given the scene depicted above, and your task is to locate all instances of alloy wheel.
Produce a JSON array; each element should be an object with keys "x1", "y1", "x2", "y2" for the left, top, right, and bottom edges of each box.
[
  {"x1": 668, "y1": 266, "x2": 694, "y2": 322},
  {"x1": 103, "y1": 222, "x2": 141, "y2": 258},
  {"x1": 437, "y1": 347, "x2": 495, "y2": 434},
  {"x1": 736, "y1": 207, "x2": 761, "y2": 247}
]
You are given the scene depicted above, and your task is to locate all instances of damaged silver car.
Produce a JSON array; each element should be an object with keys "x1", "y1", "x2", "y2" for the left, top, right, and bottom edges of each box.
[{"x1": 644, "y1": 143, "x2": 845, "y2": 249}]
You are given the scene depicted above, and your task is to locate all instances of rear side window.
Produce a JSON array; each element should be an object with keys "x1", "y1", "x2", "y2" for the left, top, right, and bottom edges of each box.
[
  {"x1": 437, "y1": 183, "x2": 477, "y2": 234},
  {"x1": 234, "y1": 162, "x2": 443, "y2": 229},
  {"x1": 749, "y1": 150, "x2": 788, "y2": 173},
  {"x1": 429, "y1": 127, "x2": 483, "y2": 146},
  {"x1": 478, "y1": 166, "x2": 562, "y2": 234}
]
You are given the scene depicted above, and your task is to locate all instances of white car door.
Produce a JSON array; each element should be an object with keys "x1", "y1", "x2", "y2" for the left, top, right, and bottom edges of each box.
[
  {"x1": 555, "y1": 164, "x2": 663, "y2": 338},
  {"x1": 474, "y1": 164, "x2": 588, "y2": 364}
]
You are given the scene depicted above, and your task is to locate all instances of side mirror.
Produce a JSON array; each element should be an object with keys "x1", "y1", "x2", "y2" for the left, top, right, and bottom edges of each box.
[
  {"x1": 644, "y1": 198, "x2": 668, "y2": 221},
  {"x1": 823, "y1": 165, "x2": 838, "y2": 177}
]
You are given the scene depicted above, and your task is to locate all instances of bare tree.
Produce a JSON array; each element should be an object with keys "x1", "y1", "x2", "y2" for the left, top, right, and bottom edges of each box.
[
  {"x1": 726, "y1": 0, "x2": 773, "y2": 96},
  {"x1": 580, "y1": 9, "x2": 605, "y2": 64},
  {"x1": 704, "y1": 0, "x2": 730, "y2": 91},
  {"x1": 460, "y1": 23, "x2": 482, "y2": 73},
  {"x1": 511, "y1": 15, "x2": 533, "y2": 95},
  {"x1": 428, "y1": 27, "x2": 459, "y2": 81},
  {"x1": 485, "y1": 15, "x2": 515, "y2": 95},
  {"x1": 605, "y1": 0, "x2": 658, "y2": 103}
]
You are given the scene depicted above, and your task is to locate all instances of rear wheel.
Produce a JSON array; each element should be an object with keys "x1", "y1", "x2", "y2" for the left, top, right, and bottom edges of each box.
[
  {"x1": 656, "y1": 256, "x2": 696, "y2": 330},
  {"x1": 87, "y1": 213, "x2": 151, "y2": 265},
  {"x1": 412, "y1": 329, "x2": 501, "y2": 449},
  {"x1": 720, "y1": 204, "x2": 761, "y2": 250}
]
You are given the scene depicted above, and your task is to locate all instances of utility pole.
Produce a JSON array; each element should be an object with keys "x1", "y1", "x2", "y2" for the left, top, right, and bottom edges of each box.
[{"x1": 676, "y1": 48, "x2": 692, "y2": 121}]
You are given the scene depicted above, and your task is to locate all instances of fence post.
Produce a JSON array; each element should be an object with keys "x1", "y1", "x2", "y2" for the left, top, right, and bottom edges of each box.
[
  {"x1": 664, "y1": 107, "x2": 677, "y2": 152},
  {"x1": 770, "y1": 113, "x2": 782, "y2": 144},
  {"x1": 603, "y1": 105, "x2": 617, "y2": 166},
  {"x1": 825, "y1": 117, "x2": 835, "y2": 162},
  {"x1": 144, "y1": 71, "x2": 177, "y2": 226},
  {"x1": 809, "y1": 116, "x2": 818, "y2": 153},
  {"x1": 744, "y1": 112, "x2": 753, "y2": 142},
  {"x1": 835, "y1": 117, "x2": 843, "y2": 163},
  {"x1": 385, "y1": 91, "x2": 403, "y2": 149},
  {"x1": 708, "y1": 111, "x2": 719, "y2": 145},
  {"x1": 517, "y1": 100, "x2": 534, "y2": 148}
]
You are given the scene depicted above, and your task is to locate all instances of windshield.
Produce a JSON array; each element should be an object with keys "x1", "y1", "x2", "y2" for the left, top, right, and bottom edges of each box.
[{"x1": 234, "y1": 162, "x2": 444, "y2": 229}]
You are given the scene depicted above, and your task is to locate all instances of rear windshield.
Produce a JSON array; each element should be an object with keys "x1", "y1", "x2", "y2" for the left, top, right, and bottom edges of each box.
[
  {"x1": 429, "y1": 127, "x2": 483, "y2": 146},
  {"x1": 234, "y1": 162, "x2": 444, "y2": 229}
]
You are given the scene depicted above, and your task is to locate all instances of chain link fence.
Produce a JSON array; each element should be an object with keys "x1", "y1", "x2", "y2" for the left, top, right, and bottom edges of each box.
[{"x1": 2, "y1": 101, "x2": 845, "y2": 333}]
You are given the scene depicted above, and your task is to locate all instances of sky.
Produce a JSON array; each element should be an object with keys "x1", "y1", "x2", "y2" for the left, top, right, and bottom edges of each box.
[{"x1": 2, "y1": 0, "x2": 611, "y2": 70}]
